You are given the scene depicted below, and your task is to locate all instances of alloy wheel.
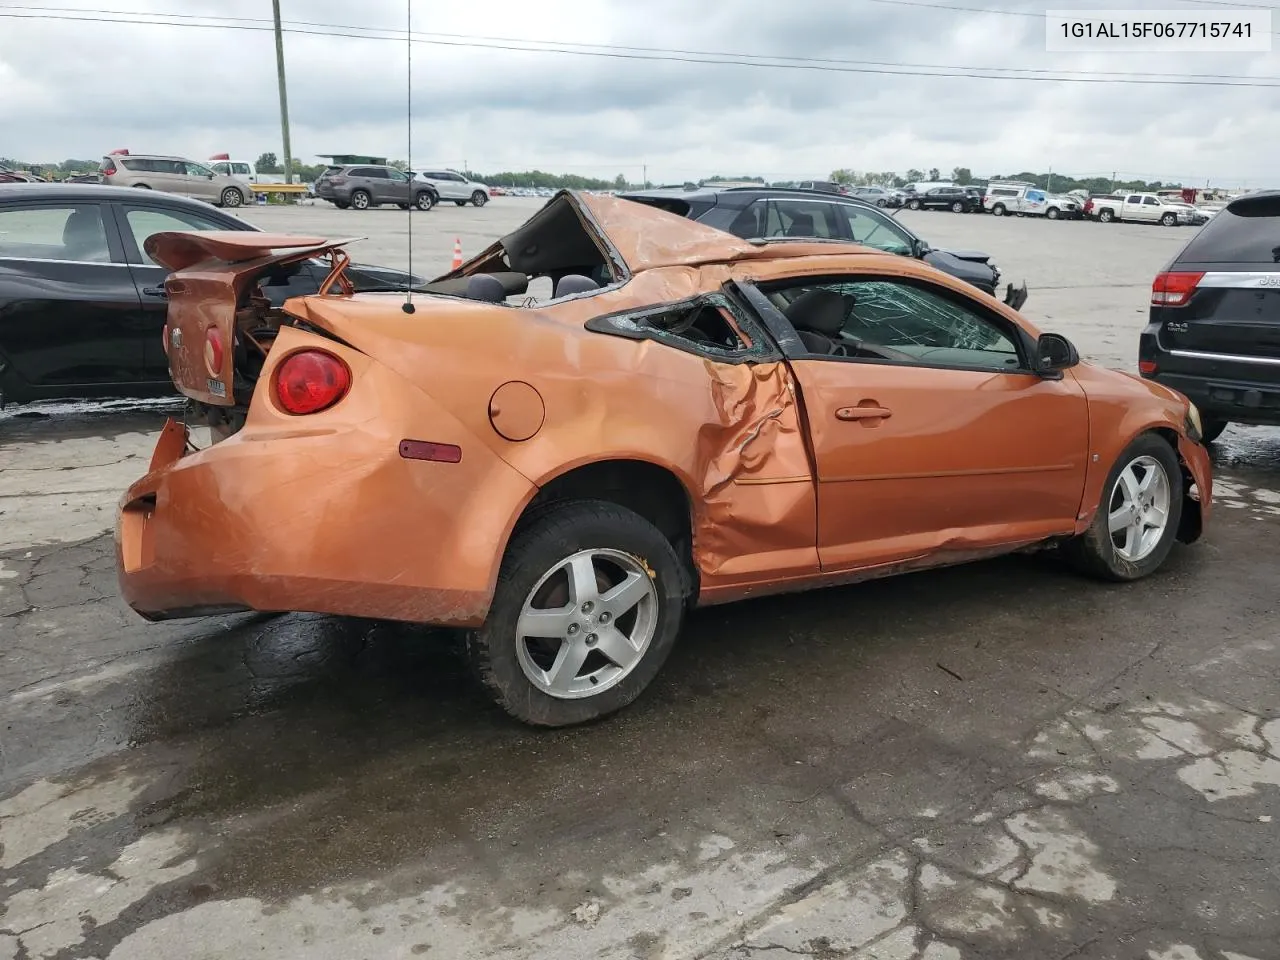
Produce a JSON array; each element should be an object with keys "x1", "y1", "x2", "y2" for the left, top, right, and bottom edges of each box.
[
  {"x1": 1107, "y1": 455, "x2": 1171, "y2": 562},
  {"x1": 514, "y1": 548, "x2": 658, "y2": 699}
]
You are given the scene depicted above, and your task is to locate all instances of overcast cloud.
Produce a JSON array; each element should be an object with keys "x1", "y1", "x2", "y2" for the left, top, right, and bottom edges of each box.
[{"x1": 0, "y1": 0, "x2": 1276, "y2": 186}]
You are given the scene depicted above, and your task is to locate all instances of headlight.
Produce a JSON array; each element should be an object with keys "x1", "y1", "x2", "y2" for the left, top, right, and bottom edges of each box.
[{"x1": 1186, "y1": 402, "x2": 1203, "y2": 441}]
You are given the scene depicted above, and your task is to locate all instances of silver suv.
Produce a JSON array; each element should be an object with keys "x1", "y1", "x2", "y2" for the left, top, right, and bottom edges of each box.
[
  {"x1": 98, "y1": 153, "x2": 252, "y2": 208},
  {"x1": 413, "y1": 169, "x2": 491, "y2": 206},
  {"x1": 314, "y1": 164, "x2": 439, "y2": 211}
]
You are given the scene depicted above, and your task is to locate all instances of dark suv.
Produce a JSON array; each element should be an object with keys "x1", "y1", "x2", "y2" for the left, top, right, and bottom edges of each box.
[
  {"x1": 315, "y1": 164, "x2": 439, "y2": 211},
  {"x1": 907, "y1": 186, "x2": 981, "y2": 213},
  {"x1": 1140, "y1": 191, "x2": 1280, "y2": 442},
  {"x1": 619, "y1": 186, "x2": 1027, "y2": 308}
]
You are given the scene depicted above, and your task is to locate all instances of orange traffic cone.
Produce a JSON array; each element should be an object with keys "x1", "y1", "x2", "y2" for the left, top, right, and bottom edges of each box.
[{"x1": 451, "y1": 238, "x2": 463, "y2": 270}]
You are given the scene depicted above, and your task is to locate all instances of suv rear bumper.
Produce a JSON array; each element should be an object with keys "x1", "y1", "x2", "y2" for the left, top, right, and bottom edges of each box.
[{"x1": 1145, "y1": 370, "x2": 1280, "y2": 426}]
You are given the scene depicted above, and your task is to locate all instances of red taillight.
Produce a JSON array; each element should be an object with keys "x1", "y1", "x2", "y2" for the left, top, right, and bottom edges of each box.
[
  {"x1": 1138, "y1": 360, "x2": 1158, "y2": 374},
  {"x1": 274, "y1": 349, "x2": 352, "y2": 415},
  {"x1": 204, "y1": 327, "x2": 224, "y2": 376},
  {"x1": 1151, "y1": 271, "x2": 1203, "y2": 307},
  {"x1": 102, "y1": 166, "x2": 116, "y2": 176}
]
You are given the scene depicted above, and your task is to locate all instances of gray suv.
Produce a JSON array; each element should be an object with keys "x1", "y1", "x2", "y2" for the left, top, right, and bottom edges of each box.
[{"x1": 315, "y1": 164, "x2": 439, "y2": 211}]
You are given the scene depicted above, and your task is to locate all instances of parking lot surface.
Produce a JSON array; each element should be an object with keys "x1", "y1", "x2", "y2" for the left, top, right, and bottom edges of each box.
[{"x1": 2, "y1": 201, "x2": 1278, "y2": 960}]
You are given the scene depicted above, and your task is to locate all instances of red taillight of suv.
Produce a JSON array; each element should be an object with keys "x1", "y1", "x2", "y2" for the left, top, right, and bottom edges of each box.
[
  {"x1": 274, "y1": 349, "x2": 352, "y2": 415},
  {"x1": 1151, "y1": 271, "x2": 1204, "y2": 307}
]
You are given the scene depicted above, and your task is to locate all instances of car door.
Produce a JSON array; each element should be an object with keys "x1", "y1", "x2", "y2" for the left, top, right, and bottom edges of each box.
[
  {"x1": 0, "y1": 200, "x2": 145, "y2": 396},
  {"x1": 1143, "y1": 196, "x2": 1164, "y2": 220},
  {"x1": 736, "y1": 273, "x2": 1089, "y2": 572},
  {"x1": 1124, "y1": 194, "x2": 1146, "y2": 221},
  {"x1": 385, "y1": 167, "x2": 412, "y2": 204},
  {"x1": 832, "y1": 202, "x2": 916, "y2": 257},
  {"x1": 182, "y1": 162, "x2": 219, "y2": 200},
  {"x1": 758, "y1": 197, "x2": 843, "y2": 239},
  {"x1": 113, "y1": 201, "x2": 248, "y2": 380}
]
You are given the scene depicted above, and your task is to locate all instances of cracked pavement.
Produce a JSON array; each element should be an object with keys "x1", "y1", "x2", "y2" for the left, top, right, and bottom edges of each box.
[{"x1": 2, "y1": 208, "x2": 1280, "y2": 959}]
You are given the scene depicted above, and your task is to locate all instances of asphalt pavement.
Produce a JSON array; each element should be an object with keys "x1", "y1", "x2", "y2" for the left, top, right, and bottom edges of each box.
[{"x1": 1, "y1": 200, "x2": 1278, "y2": 960}]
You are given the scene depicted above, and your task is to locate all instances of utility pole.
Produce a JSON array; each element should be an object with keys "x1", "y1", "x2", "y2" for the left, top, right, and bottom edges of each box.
[
  {"x1": 643, "y1": 163, "x2": 647, "y2": 188},
  {"x1": 271, "y1": 0, "x2": 294, "y2": 184},
  {"x1": 1047, "y1": 166, "x2": 1053, "y2": 192}
]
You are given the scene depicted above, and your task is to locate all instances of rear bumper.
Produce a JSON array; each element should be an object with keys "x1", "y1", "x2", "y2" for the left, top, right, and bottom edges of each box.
[
  {"x1": 1146, "y1": 370, "x2": 1280, "y2": 426},
  {"x1": 117, "y1": 394, "x2": 535, "y2": 627},
  {"x1": 115, "y1": 273, "x2": 547, "y2": 629}
]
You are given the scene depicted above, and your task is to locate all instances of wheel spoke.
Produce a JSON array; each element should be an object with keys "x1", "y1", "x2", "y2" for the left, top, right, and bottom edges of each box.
[
  {"x1": 1119, "y1": 466, "x2": 1141, "y2": 504},
  {"x1": 1108, "y1": 507, "x2": 1130, "y2": 534},
  {"x1": 544, "y1": 641, "x2": 589, "y2": 694},
  {"x1": 566, "y1": 554, "x2": 599, "y2": 605},
  {"x1": 1122, "y1": 522, "x2": 1138, "y2": 558},
  {"x1": 1146, "y1": 504, "x2": 1168, "y2": 529},
  {"x1": 1138, "y1": 465, "x2": 1160, "y2": 495},
  {"x1": 517, "y1": 606, "x2": 574, "y2": 639},
  {"x1": 600, "y1": 571, "x2": 651, "y2": 618},
  {"x1": 595, "y1": 625, "x2": 640, "y2": 669}
]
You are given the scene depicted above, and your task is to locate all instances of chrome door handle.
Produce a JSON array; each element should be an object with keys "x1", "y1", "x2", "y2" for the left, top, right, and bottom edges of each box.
[{"x1": 836, "y1": 405, "x2": 892, "y2": 421}]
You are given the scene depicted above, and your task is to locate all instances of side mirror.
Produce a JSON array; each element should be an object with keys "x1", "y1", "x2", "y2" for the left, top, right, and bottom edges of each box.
[
  {"x1": 913, "y1": 238, "x2": 931, "y2": 257},
  {"x1": 1035, "y1": 333, "x2": 1079, "y2": 378}
]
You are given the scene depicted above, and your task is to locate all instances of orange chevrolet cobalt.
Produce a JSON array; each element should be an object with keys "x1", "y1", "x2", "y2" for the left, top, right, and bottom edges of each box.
[{"x1": 117, "y1": 191, "x2": 1213, "y2": 726}]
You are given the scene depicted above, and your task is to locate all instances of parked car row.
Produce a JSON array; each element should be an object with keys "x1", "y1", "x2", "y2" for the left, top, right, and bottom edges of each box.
[{"x1": 312, "y1": 165, "x2": 493, "y2": 211}]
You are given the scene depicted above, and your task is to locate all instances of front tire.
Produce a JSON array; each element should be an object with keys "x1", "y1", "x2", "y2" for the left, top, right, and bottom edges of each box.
[
  {"x1": 1162, "y1": 212, "x2": 1178, "y2": 226},
  {"x1": 907, "y1": 199, "x2": 921, "y2": 210},
  {"x1": 466, "y1": 501, "x2": 687, "y2": 727},
  {"x1": 350, "y1": 190, "x2": 371, "y2": 210},
  {"x1": 1062, "y1": 434, "x2": 1183, "y2": 582},
  {"x1": 472, "y1": 190, "x2": 488, "y2": 207},
  {"x1": 1200, "y1": 418, "x2": 1228, "y2": 444},
  {"x1": 1047, "y1": 207, "x2": 1060, "y2": 220},
  {"x1": 221, "y1": 187, "x2": 244, "y2": 208}
]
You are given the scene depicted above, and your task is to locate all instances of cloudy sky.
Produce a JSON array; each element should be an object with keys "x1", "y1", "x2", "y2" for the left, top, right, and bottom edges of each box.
[{"x1": 1, "y1": 0, "x2": 1277, "y2": 186}]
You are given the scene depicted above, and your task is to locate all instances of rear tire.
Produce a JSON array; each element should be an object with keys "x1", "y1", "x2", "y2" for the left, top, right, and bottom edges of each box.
[
  {"x1": 1200, "y1": 418, "x2": 1228, "y2": 444},
  {"x1": 951, "y1": 201, "x2": 964, "y2": 213},
  {"x1": 350, "y1": 190, "x2": 371, "y2": 210},
  {"x1": 992, "y1": 204, "x2": 1005, "y2": 216},
  {"x1": 465, "y1": 501, "x2": 687, "y2": 727},
  {"x1": 1062, "y1": 433, "x2": 1183, "y2": 582},
  {"x1": 907, "y1": 199, "x2": 921, "y2": 210},
  {"x1": 1099, "y1": 209, "x2": 1115, "y2": 223},
  {"x1": 221, "y1": 187, "x2": 244, "y2": 208}
]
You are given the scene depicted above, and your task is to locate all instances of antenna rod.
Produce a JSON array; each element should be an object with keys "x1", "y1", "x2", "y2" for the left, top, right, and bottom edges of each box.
[
  {"x1": 402, "y1": 0, "x2": 415, "y2": 313},
  {"x1": 271, "y1": 0, "x2": 293, "y2": 185}
]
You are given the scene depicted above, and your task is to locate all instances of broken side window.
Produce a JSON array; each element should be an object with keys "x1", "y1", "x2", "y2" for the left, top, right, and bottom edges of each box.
[{"x1": 586, "y1": 294, "x2": 778, "y2": 363}]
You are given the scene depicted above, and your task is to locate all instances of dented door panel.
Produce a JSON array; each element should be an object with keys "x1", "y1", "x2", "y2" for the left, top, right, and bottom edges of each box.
[{"x1": 787, "y1": 360, "x2": 1090, "y2": 571}]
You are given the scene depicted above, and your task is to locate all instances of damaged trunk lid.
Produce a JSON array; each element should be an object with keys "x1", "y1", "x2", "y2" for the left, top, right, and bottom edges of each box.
[{"x1": 146, "y1": 231, "x2": 354, "y2": 409}]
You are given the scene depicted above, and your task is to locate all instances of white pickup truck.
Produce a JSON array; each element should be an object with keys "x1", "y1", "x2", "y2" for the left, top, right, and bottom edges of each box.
[{"x1": 1084, "y1": 192, "x2": 1202, "y2": 226}]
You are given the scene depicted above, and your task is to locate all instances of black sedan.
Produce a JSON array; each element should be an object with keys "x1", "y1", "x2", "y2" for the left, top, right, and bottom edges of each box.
[
  {"x1": 0, "y1": 184, "x2": 424, "y2": 405},
  {"x1": 905, "y1": 186, "x2": 982, "y2": 213}
]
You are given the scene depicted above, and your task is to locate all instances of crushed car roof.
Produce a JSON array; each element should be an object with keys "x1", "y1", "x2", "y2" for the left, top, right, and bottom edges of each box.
[{"x1": 444, "y1": 190, "x2": 874, "y2": 282}]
